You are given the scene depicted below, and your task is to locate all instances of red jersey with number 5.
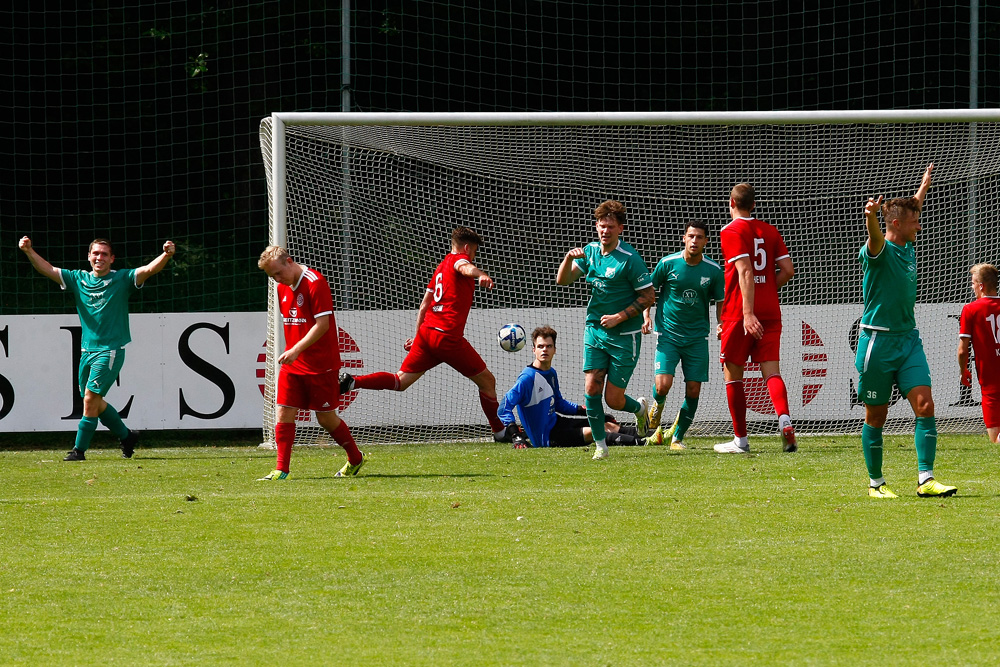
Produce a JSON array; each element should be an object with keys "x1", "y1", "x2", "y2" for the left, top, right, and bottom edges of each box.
[
  {"x1": 421, "y1": 252, "x2": 476, "y2": 336},
  {"x1": 959, "y1": 296, "x2": 1000, "y2": 386},
  {"x1": 277, "y1": 266, "x2": 340, "y2": 375},
  {"x1": 720, "y1": 217, "x2": 790, "y2": 323}
]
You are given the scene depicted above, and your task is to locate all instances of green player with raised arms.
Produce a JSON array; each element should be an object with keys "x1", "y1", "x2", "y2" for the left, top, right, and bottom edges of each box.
[
  {"x1": 556, "y1": 199, "x2": 655, "y2": 460},
  {"x1": 19, "y1": 236, "x2": 176, "y2": 461},
  {"x1": 857, "y1": 163, "x2": 956, "y2": 498},
  {"x1": 641, "y1": 220, "x2": 724, "y2": 449}
]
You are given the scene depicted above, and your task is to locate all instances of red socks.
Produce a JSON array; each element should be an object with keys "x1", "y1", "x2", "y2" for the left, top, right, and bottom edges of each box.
[
  {"x1": 355, "y1": 372, "x2": 401, "y2": 391},
  {"x1": 765, "y1": 373, "x2": 790, "y2": 418},
  {"x1": 274, "y1": 421, "x2": 295, "y2": 472},
  {"x1": 331, "y1": 420, "x2": 363, "y2": 465},
  {"x1": 479, "y1": 392, "x2": 504, "y2": 432},
  {"x1": 725, "y1": 381, "x2": 748, "y2": 438}
]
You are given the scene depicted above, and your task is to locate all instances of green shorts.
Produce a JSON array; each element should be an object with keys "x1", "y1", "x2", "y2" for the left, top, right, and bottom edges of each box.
[
  {"x1": 79, "y1": 348, "x2": 126, "y2": 397},
  {"x1": 855, "y1": 329, "x2": 931, "y2": 405},
  {"x1": 654, "y1": 335, "x2": 710, "y2": 383},
  {"x1": 582, "y1": 325, "x2": 642, "y2": 389}
]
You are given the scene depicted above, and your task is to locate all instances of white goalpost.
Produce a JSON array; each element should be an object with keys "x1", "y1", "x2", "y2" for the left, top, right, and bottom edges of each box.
[{"x1": 259, "y1": 110, "x2": 1000, "y2": 446}]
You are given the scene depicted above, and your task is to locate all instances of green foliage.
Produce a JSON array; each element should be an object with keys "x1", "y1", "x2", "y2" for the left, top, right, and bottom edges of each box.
[{"x1": 1, "y1": 436, "x2": 998, "y2": 664}]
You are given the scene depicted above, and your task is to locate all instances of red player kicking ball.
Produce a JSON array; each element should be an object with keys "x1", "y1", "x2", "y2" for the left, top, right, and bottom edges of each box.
[
  {"x1": 339, "y1": 226, "x2": 508, "y2": 440},
  {"x1": 257, "y1": 246, "x2": 364, "y2": 481},
  {"x1": 714, "y1": 183, "x2": 797, "y2": 454},
  {"x1": 959, "y1": 262, "x2": 1000, "y2": 444}
]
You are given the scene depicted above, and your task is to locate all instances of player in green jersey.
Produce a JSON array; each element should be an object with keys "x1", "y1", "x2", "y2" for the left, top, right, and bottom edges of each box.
[
  {"x1": 556, "y1": 199, "x2": 655, "y2": 460},
  {"x1": 858, "y1": 163, "x2": 957, "y2": 498},
  {"x1": 19, "y1": 236, "x2": 176, "y2": 461},
  {"x1": 641, "y1": 221, "x2": 724, "y2": 449}
]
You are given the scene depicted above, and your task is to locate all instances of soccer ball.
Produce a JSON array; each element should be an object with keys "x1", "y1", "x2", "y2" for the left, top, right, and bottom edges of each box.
[{"x1": 498, "y1": 323, "x2": 527, "y2": 352}]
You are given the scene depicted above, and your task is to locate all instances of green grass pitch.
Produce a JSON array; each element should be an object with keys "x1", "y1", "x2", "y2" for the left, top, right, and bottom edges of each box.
[{"x1": 2, "y1": 435, "x2": 999, "y2": 665}]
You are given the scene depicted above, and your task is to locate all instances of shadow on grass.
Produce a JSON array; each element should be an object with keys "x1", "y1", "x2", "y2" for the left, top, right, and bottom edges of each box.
[{"x1": 295, "y1": 473, "x2": 493, "y2": 481}]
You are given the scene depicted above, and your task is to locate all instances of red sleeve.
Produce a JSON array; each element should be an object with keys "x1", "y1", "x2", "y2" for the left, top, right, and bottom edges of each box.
[
  {"x1": 308, "y1": 273, "x2": 334, "y2": 317},
  {"x1": 772, "y1": 228, "x2": 790, "y2": 260},
  {"x1": 721, "y1": 222, "x2": 750, "y2": 263},
  {"x1": 959, "y1": 303, "x2": 973, "y2": 337}
]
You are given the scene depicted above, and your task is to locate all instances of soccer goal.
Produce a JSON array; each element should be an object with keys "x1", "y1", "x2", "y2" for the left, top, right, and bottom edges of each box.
[{"x1": 259, "y1": 110, "x2": 1000, "y2": 445}]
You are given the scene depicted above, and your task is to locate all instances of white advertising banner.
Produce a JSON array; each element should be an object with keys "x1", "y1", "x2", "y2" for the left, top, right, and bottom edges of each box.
[
  {"x1": 0, "y1": 305, "x2": 981, "y2": 433},
  {"x1": 0, "y1": 313, "x2": 269, "y2": 432},
  {"x1": 335, "y1": 304, "x2": 981, "y2": 427}
]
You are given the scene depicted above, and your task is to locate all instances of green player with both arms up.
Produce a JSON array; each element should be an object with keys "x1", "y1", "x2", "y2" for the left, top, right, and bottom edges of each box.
[
  {"x1": 641, "y1": 220, "x2": 724, "y2": 448},
  {"x1": 19, "y1": 235, "x2": 175, "y2": 461}
]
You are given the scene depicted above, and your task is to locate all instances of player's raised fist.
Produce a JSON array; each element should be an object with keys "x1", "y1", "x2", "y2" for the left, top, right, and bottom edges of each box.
[
  {"x1": 163, "y1": 240, "x2": 176, "y2": 256},
  {"x1": 922, "y1": 163, "x2": 934, "y2": 186},
  {"x1": 478, "y1": 274, "x2": 494, "y2": 289},
  {"x1": 566, "y1": 247, "x2": 585, "y2": 259},
  {"x1": 18, "y1": 236, "x2": 32, "y2": 252},
  {"x1": 864, "y1": 195, "x2": 883, "y2": 217}
]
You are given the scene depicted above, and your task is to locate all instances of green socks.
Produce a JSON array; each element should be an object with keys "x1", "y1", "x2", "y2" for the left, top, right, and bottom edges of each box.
[
  {"x1": 673, "y1": 396, "x2": 699, "y2": 442},
  {"x1": 75, "y1": 416, "x2": 98, "y2": 452},
  {"x1": 915, "y1": 416, "x2": 937, "y2": 472},
  {"x1": 99, "y1": 404, "x2": 130, "y2": 440},
  {"x1": 585, "y1": 393, "x2": 606, "y2": 444},
  {"x1": 621, "y1": 394, "x2": 641, "y2": 415},
  {"x1": 861, "y1": 423, "x2": 884, "y2": 480}
]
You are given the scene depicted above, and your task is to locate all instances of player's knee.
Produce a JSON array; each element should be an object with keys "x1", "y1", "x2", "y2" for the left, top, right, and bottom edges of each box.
[
  {"x1": 865, "y1": 405, "x2": 888, "y2": 428},
  {"x1": 914, "y1": 397, "x2": 935, "y2": 418},
  {"x1": 686, "y1": 383, "x2": 701, "y2": 398}
]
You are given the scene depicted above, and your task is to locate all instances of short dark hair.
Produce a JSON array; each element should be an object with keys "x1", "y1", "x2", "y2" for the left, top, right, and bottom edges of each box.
[
  {"x1": 594, "y1": 200, "x2": 626, "y2": 226},
  {"x1": 89, "y1": 238, "x2": 114, "y2": 254},
  {"x1": 730, "y1": 183, "x2": 755, "y2": 211},
  {"x1": 684, "y1": 220, "x2": 708, "y2": 236},
  {"x1": 452, "y1": 226, "x2": 483, "y2": 247},
  {"x1": 532, "y1": 325, "x2": 557, "y2": 346},
  {"x1": 881, "y1": 196, "x2": 921, "y2": 223}
]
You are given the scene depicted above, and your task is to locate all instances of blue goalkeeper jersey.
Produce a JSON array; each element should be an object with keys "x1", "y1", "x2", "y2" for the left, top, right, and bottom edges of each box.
[{"x1": 498, "y1": 365, "x2": 581, "y2": 448}]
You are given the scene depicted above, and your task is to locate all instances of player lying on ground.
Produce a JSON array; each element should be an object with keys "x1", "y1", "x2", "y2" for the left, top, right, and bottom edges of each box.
[
  {"x1": 258, "y1": 246, "x2": 363, "y2": 481},
  {"x1": 857, "y1": 164, "x2": 956, "y2": 498},
  {"x1": 339, "y1": 227, "x2": 507, "y2": 440},
  {"x1": 496, "y1": 326, "x2": 643, "y2": 448},
  {"x1": 642, "y1": 220, "x2": 724, "y2": 450},
  {"x1": 19, "y1": 236, "x2": 174, "y2": 461},
  {"x1": 714, "y1": 183, "x2": 797, "y2": 454},
  {"x1": 958, "y1": 262, "x2": 1000, "y2": 444},
  {"x1": 556, "y1": 200, "x2": 655, "y2": 460}
]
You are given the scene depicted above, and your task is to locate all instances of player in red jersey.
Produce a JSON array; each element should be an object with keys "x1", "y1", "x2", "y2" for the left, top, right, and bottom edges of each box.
[
  {"x1": 714, "y1": 183, "x2": 796, "y2": 454},
  {"x1": 257, "y1": 246, "x2": 364, "y2": 480},
  {"x1": 340, "y1": 227, "x2": 508, "y2": 439},
  {"x1": 958, "y1": 263, "x2": 1000, "y2": 443}
]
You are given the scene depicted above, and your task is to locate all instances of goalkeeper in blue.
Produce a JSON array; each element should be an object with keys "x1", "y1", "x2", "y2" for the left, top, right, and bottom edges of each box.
[{"x1": 496, "y1": 326, "x2": 643, "y2": 449}]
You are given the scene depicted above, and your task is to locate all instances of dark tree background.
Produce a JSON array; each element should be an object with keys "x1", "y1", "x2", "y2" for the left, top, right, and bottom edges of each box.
[{"x1": 3, "y1": 1, "x2": 998, "y2": 314}]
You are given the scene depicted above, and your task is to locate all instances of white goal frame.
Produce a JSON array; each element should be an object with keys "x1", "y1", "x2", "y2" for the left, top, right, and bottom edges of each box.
[{"x1": 261, "y1": 110, "x2": 1000, "y2": 446}]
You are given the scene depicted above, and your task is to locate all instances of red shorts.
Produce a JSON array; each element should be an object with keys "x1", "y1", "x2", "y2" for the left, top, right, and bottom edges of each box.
[
  {"x1": 400, "y1": 327, "x2": 488, "y2": 377},
  {"x1": 277, "y1": 368, "x2": 341, "y2": 412},
  {"x1": 982, "y1": 387, "x2": 1000, "y2": 429},
  {"x1": 720, "y1": 319, "x2": 782, "y2": 366}
]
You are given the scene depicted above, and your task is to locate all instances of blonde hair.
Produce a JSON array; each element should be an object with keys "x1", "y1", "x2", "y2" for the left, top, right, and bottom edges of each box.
[
  {"x1": 971, "y1": 263, "x2": 999, "y2": 293},
  {"x1": 258, "y1": 245, "x2": 291, "y2": 269}
]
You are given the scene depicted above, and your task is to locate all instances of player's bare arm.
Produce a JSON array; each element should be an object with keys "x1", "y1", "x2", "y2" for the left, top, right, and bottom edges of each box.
[
  {"x1": 641, "y1": 305, "x2": 655, "y2": 334},
  {"x1": 456, "y1": 261, "x2": 494, "y2": 289},
  {"x1": 278, "y1": 313, "x2": 330, "y2": 364},
  {"x1": 733, "y1": 256, "x2": 763, "y2": 339},
  {"x1": 775, "y1": 256, "x2": 795, "y2": 288},
  {"x1": 18, "y1": 236, "x2": 62, "y2": 284},
  {"x1": 864, "y1": 195, "x2": 885, "y2": 256},
  {"x1": 600, "y1": 286, "x2": 655, "y2": 329},
  {"x1": 136, "y1": 240, "x2": 176, "y2": 286},
  {"x1": 405, "y1": 290, "x2": 434, "y2": 351},
  {"x1": 913, "y1": 162, "x2": 934, "y2": 209},
  {"x1": 556, "y1": 248, "x2": 585, "y2": 285},
  {"x1": 958, "y1": 337, "x2": 972, "y2": 386}
]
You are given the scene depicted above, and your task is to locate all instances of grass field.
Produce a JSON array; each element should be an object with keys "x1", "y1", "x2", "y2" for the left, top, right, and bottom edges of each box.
[{"x1": 2, "y1": 435, "x2": 999, "y2": 666}]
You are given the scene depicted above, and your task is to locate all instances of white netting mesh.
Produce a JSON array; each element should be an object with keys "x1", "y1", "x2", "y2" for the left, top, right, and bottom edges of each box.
[{"x1": 260, "y1": 116, "x2": 1000, "y2": 444}]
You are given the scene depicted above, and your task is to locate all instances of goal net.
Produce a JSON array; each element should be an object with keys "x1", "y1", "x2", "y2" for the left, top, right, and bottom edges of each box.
[{"x1": 259, "y1": 111, "x2": 1000, "y2": 445}]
